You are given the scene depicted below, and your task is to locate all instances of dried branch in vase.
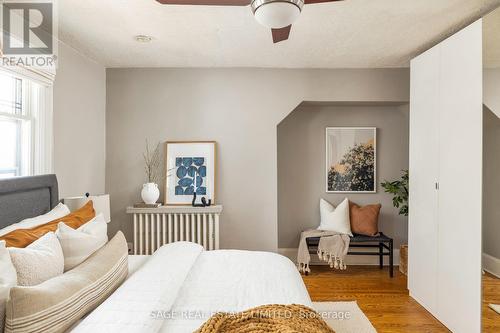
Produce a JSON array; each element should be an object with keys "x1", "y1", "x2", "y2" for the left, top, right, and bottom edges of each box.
[{"x1": 143, "y1": 139, "x2": 162, "y2": 184}]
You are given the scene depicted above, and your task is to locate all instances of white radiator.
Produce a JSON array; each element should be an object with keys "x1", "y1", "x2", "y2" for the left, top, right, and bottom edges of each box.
[{"x1": 126, "y1": 205, "x2": 223, "y2": 254}]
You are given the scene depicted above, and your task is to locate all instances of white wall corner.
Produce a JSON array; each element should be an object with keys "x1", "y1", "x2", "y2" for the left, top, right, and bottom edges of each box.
[
  {"x1": 483, "y1": 253, "x2": 500, "y2": 278},
  {"x1": 278, "y1": 248, "x2": 400, "y2": 266}
]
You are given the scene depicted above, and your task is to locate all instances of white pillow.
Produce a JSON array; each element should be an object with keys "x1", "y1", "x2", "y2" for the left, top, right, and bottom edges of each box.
[
  {"x1": 56, "y1": 213, "x2": 108, "y2": 271},
  {"x1": 0, "y1": 240, "x2": 17, "y2": 331},
  {"x1": 8, "y1": 232, "x2": 64, "y2": 286},
  {"x1": 0, "y1": 203, "x2": 70, "y2": 237},
  {"x1": 317, "y1": 198, "x2": 353, "y2": 236},
  {"x1": 0, "y1": 241, "x2": 17, "y2": 286}
]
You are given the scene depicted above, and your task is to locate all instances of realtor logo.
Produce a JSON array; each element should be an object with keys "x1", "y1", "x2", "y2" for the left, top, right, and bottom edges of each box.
[{"x1": 1, "y1": 1, "x2": 57, "y2": 69}]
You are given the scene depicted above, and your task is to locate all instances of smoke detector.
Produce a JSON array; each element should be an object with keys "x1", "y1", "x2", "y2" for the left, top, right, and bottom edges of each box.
[{"x1": 134, "y1": 35, "x2": 153, "y2": 43}]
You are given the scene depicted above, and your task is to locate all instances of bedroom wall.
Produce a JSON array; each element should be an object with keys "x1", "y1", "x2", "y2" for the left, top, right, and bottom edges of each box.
[
  {"x1": 53, "y1": 42, "x2": 106, "y2": 198},
  {"x1": 484, "y1": 68, "x2": 500, "y2": 118},
  {"x1": 105, "y1": 68, "x2": 410, "y2": 251},
  {"x1": 483, "y1": 66, "x2": 500, "y2": 276},
  {"x1": 277, "y1": 104, "x2": 409, "y2": 250},
  {"x1": 483, "y1": 106, "x2": 500, "y2": 264}
]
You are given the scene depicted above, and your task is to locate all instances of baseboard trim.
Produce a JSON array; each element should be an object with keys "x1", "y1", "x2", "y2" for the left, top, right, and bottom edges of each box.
[
  {"x1": 483, "y1": 253, "x2": 500, "y2": 278},
  {"x1": 279, "y1": 248, "x2": 400, "y2": 266}
]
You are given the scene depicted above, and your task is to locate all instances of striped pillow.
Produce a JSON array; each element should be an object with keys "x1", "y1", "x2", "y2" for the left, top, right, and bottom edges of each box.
[{"x1": 4, "y1": 231, "x2": 128, "y2": 333}]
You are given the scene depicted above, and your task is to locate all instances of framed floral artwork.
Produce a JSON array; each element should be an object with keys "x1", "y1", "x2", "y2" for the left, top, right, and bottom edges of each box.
[
  {"x1": 164, "y1": 141, "x2": 216, "y2": 205},
  {"x1": 326, "y1": 127, "x2": 376, "y2": 193}
]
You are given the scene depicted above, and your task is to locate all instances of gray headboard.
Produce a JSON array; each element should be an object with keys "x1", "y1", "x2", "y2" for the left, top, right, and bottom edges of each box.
[{"x1": 0, "y1": 174, "x2": 58, "y2": 230}]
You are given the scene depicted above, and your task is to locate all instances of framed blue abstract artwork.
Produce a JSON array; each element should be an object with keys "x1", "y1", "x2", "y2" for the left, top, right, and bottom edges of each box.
[{"x1": 165, "y1": 141, "x2": 216, "y2": 205}]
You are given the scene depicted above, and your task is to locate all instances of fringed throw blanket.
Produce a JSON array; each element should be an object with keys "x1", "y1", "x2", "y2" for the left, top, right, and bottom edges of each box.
[
  {"x1": 297, "y1": 229, "x2": 350, "y2": 274},
  {"x1": 195, "y1": 304, "x2": 335, "y2": 333}
]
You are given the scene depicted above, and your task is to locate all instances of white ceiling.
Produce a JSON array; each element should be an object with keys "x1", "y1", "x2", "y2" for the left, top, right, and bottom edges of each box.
[{"x1": 58, "y1": 0, "x2": 500, "y2": 68}]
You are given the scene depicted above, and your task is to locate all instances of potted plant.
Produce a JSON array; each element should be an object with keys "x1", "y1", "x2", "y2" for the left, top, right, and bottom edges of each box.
[
  {"x1": 141, "y1": 140, "x2": 161, "y2": 205},
  {"x1": 381, "y1": 170, "x2": 408, "y2": 275}
]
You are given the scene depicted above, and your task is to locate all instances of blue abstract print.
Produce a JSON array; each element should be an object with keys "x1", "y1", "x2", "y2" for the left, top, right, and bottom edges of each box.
[{"x1": 175, "y1": 157, "x2": 207, "y2": 196}]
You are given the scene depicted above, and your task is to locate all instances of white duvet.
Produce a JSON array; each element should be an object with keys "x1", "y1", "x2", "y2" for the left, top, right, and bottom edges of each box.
[{"x1": 71, "y1": 242, "x2": 311, "y2": 333}]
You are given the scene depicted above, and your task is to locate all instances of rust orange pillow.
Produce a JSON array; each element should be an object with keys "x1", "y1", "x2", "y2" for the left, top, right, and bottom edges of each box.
[
  {"x1": 349, "y1": 201, "x2": 381, "y2": 236},
  {"x1": 0, "y1": 201, "x2": 95, "y2": 248}
]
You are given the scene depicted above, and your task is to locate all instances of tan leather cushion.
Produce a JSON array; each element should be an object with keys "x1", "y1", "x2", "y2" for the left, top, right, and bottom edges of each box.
[
  {"x1": 5, "y1": 231, "x2": 128, "y2": 333},
  {"x1": 0, "y1": 201, "x2": 95, "y2": 248},
  {"x1": 349, "y1": 202, "x2": 381, "y2": 236}
]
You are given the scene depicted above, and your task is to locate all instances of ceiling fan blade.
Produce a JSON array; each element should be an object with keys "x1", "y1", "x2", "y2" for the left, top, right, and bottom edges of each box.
[
  {"x1": 304, "y1": 0, "x2": 342, "y2": 4},
  {"x1": 271, "y1": 25, "x2": 292, "y2": 43},
  {"x1": 157, "y1": 0, "x2": 250, "y2": 5}
]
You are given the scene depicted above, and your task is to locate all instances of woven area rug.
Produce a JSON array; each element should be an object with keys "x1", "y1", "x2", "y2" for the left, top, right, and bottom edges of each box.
[
  {"x1": 312, "y1": 301, "x2": 377, "y2": 333},
  {"x1": 490, "y1": 304, "x2": 500, "y2": 315}
]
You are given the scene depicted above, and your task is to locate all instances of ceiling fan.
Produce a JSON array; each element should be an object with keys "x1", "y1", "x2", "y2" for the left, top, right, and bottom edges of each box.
[{"x1": 156, "y1": 0, "x2": 343, "y2": 43}]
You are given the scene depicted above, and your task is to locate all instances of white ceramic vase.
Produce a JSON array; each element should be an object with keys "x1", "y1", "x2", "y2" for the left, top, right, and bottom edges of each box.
[{"x1": 141, "y1": 183, "x2": 159, "y2": 204}]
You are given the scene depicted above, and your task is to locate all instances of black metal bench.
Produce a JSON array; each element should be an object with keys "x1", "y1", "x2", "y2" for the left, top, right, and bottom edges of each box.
[{"x1": 305, "y1": 232, "x2": 394, "y2": 277}]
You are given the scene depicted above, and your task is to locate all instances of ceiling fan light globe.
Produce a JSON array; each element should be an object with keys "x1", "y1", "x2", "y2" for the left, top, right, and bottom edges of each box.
[{"x1": 252, "y1": 0, "x2": 303, "y2": 29}]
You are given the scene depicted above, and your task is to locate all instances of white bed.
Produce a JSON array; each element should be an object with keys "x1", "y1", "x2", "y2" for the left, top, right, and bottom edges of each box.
[
  {"x1": 0, "y1": 175, "x2": 311, "y2": 333},
  {"x1": 127, "y1": 255, "x2": 149, "y2": 276},
  {"x1": 70, "y1": 242, "x2": 311, "y2": 333}
]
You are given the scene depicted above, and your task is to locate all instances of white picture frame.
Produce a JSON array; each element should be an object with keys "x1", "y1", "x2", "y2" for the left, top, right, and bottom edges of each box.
[
  {"x1": 164, "y1": 141, "x2": 217, "y2": 205},
  {"x1": 325, "y1": 127, "x2": 377, "y2": 193}
]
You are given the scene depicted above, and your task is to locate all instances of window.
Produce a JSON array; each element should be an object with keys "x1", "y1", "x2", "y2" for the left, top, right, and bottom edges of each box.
[{"x1": 0, "y1": 70, "x2": 52, "y2": 178}]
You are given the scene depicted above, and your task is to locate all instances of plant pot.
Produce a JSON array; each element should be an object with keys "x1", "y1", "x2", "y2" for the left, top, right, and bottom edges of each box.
[
  {"x1": 141, "y1": 183, "x2": 159, "y2": 204},
  {"x1": 399, "y1": 244, "x2": 408, "y2": 276}
]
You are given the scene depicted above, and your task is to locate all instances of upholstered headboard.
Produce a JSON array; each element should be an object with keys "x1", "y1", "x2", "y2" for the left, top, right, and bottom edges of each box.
[{"x1": 0, "y1": 174, "x2": 59, "y2": 230}]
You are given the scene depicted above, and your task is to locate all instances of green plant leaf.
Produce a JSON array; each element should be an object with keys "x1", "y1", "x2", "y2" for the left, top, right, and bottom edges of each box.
[{"x1": 383, "y1": 170, "x2": 409, "y2": 217}]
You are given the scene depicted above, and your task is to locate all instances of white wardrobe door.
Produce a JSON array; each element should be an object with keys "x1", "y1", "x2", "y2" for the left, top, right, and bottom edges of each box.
[
  {"x1": 436, "y1": 20, "x2": 483, "y2": 333},
  {"x1": 408, "y1": 46, "x2": 440, "y2": 315}
]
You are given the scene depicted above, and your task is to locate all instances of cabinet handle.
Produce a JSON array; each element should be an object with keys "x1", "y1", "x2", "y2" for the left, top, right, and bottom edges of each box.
[{"x1": 435, "y1": 182, "x2": 439, "y2": 190}]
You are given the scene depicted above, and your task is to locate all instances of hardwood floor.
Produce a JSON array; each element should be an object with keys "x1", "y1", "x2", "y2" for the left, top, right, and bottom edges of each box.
[
  {"x1": 303, "y1": 266, "x2": 500, "y2": 332},
  {"x1": 483, "y1": 272, "x2": 500, "y2": 333},
  {"x1": 302, "y1": 265, "x2": 448, "y2": 332}
]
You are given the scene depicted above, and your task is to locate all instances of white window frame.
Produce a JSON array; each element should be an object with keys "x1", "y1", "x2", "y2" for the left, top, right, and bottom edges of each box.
[{"x1": 0, "y1": 66, "x2": 54, "y2": 176}]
